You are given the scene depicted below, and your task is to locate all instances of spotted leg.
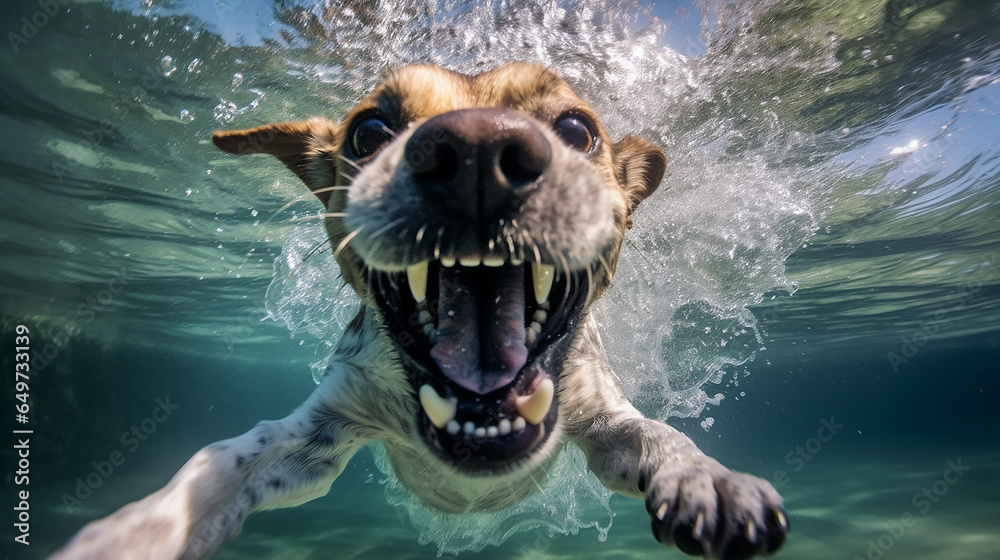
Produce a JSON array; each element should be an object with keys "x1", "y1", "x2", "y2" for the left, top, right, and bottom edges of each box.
[
  {"x1": 50, "y1": 372, "x2": 369, "y2": 560},
  {"x1": 565, "y1": 319, "x2": 788, "y2": 560}
]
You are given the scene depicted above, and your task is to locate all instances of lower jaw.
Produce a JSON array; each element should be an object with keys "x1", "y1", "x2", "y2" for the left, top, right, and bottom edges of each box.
[{"x1": 420, "y1": 410, "x2": 558, "y2": 475}]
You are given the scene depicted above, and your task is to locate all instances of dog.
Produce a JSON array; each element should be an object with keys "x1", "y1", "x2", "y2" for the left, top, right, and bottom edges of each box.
[{"x1": 53, "y1": 62, "x2": 787, "y2": 560}]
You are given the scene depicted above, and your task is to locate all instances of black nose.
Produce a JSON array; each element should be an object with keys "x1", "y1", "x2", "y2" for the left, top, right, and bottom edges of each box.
[{"x1": 404, "y1": 108, "x2": 551, "y2": 232}]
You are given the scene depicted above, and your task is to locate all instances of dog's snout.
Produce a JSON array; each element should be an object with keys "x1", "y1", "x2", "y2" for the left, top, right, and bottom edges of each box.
[{"x1": 405, "y1": 108, "x2": 551, "y2": 226}]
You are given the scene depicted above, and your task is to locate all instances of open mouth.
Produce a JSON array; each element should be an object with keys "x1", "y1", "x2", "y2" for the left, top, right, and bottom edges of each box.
[{"x1": 369, "y1": 255, "x2": 589, "y2": 474}]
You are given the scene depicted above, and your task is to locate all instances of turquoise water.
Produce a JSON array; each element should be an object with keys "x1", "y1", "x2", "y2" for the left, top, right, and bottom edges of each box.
[{"x1": 1, "y1": 0, "x2": 998, "y2": 558}]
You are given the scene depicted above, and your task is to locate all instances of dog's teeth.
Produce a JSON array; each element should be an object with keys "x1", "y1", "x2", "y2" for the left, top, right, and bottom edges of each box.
[
  {"x1": 486, "y1": 425, "x2": 499, "y2": 437},
  {"x1": 459, "y1": 255, "x2": 481, "y2": 267},
  {"x1": 498, "y1": 418, "x2": 512, "y2": 435},
  {"x1": 474, "y1": 426, "x2": 487, "y2": 438},
  {"x1": 482, "y1": 256, "x2": 504, "y2": 267},
  {"x1": 446, "y1": 420, "x2": 461, "y2": 435},
  {"x1": 422, "y1": 323, "x2": 437, "y2": 342},
  {"x1": 515, "y1": 378, "x2": 554, "y2": 425},
  {"x1": 512, "y1": 416, "x2": 526, "y2": 431},
  {"x1": 463, "y1": 421, "x2": 475, "y2": 435},
  {"x1": 441, "y1": 257, "x2": 456, "y2": 267},
  {"x1": 418, "y1": 384, "x2": 457, "y2": 429},
  {"x1": 531, "y1": 262, "x2": 555, "y2": 304},
  {"x1": 511, "y1": 257, "x2": 524, "y2": 266},
  {"x1": 406, "y1": 261, "x2": 429, "y2": 302}
]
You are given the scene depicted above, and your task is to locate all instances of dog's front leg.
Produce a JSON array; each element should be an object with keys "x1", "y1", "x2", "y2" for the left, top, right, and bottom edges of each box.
[
  {"x1": 564, "y1": 319, "x2": 788, "y2": 560},
  {"x1": 51, "y1": 373, "x2": 368, "y2": 560}
]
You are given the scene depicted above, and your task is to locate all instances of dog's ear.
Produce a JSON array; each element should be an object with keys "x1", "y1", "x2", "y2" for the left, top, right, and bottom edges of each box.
[
  {"x1": 613, "y1": 136, "x2": 666, "y2": 215},
  {"x1": 212, "y1": 118, "x2": 341, "y2": 206}
]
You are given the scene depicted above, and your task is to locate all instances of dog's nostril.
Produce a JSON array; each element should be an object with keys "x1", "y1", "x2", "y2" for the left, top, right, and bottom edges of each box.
[
  {"x1": 498, "y1": 141, "x2": 548, "y2": 186},
  {"x1": 412, "y1": 142, "x2": 459, "y2": 185}
]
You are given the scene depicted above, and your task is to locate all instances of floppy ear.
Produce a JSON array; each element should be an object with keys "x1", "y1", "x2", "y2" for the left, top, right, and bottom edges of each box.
[
  {"x1": 613, "y1": 135, "x2": 667, "y2": 215},
  {"x1": 212, "y1": 118, "x2": 341, "y2": 206}
]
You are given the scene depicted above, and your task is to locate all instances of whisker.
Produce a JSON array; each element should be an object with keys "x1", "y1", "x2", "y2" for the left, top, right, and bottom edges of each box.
[
  {"x1": 555, "y1": 251, "x2": 573, "y2": 304},
  {"x1": 433, "y1": 226, "x2": 446, "y2": 259},
  {"x1": 302, "y1": 239, "x2": 330, "y2": 263},
  {"x1": 585, "y1": 263, "x2": 595, "y2": 304},
  {"x1": 285, "y1": 214, "x2": 327, "y2": 223},
  {"x1": 333, "y1": 226, "x2": 364, "y2": 261},
  {"x1": 370, "y1": 217, "x2": 407, "y2": 242},
  {"x1": 336, "y1": 169, "x2": 354, "y2": 184},
  {"x1": 338, "y1": 155, "x2": 365, "y2": 173},
  {"x1": 594, "y1": 252, "x2": 613, "y2": 300},
  {"x1": 310, "y1": 185, "x2": 351, "y2": 195},
  {"x1": 284, "y1": 212, "x2": 349, "y2": 224}
]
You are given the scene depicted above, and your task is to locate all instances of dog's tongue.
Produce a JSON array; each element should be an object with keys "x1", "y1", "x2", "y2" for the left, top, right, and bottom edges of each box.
[{"x1": 430, "y1": 265, "x2": 528, "y2": 394}]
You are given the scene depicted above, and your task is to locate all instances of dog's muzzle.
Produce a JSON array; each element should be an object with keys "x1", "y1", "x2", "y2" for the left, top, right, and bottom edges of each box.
[{"x1": 361, "y1": 108, "x2": 592, "y2": 473}]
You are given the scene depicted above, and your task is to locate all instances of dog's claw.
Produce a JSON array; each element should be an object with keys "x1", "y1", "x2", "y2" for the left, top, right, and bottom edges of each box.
[{"x1": 647, "y1": 463, "x2": 787, "y2": 559}]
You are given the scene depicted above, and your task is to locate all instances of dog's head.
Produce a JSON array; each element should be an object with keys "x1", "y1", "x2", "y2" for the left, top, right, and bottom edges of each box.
[{"x1": 213, "y1": 63, "x2": 664, "y2": 475}]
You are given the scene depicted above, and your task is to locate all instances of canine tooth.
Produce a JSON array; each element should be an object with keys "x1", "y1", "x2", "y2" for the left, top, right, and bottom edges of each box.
[
  {"x1": 441, "y1": 257, "x2": 456, "y2": 267},
  {"x1": 512, "y1": 416, "x2": 526, "y2": 431},
  {"x1": 463, "y1": 421, "x2": 475, "y2": 435},
  {"x1": 531, "y1": 263, "x2": 555, "y2": 304},
  {"x1": 446, "y1": 420, "x2": 461, "y2": 435},
  {"x1": 460, "y1": 255, "x2": 481, "y2": 267},
  {"x1": 498, "y1": 418, "x2": 512, "y2": 435},
  {"x1": 474, "y1": 426, "x2": 487, "y2": 438},
  {"x1": 418, "y1": 384, "x2": 457, "y2": 429},
  {"x1": 515, "y1": 378, "x2": 554, "y2": 425},
  {"x1": 406, "y1": 262, "x2": 429, "y2": 302},
  {"x1": 511, "y1": 257, "x2": 524, "y2": 266},
  {"x1": 483, "y1": 256, "x2": 504, "y2": 267},
  {"x1": 487, "y1": 426, "x2": 499, "y2": 437}
]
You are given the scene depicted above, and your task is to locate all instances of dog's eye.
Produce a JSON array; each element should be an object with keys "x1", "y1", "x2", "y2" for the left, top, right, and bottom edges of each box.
[
  {"x1": 552, "y1": 115, "x2": 594, "y2": 152},
  {"x1": 350, "y1": 117, "x2": 394, "y2": 158}
]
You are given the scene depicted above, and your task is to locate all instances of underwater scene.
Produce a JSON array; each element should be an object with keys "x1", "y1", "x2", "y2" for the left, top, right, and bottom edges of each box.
[{"x1": 1, "y1": 0, "x2": 998, "y2": 558}]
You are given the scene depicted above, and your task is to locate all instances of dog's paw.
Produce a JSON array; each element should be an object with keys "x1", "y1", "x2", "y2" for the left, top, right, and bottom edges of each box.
[{"x1": 644, "y1": 460, "x2": 788, "y2": 559}]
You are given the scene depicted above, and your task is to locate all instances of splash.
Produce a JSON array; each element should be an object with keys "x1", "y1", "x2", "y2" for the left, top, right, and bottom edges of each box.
[
  {"x1": 372, "y1": 443, "x2": 614, "y2": 555},
  {"x1": 265, "y1": 222, "x2": 360, "y2": 382}
]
